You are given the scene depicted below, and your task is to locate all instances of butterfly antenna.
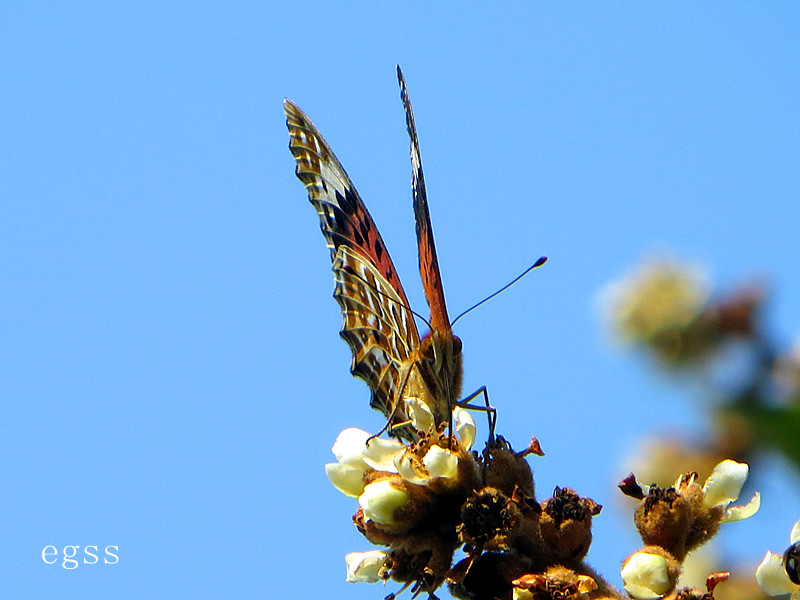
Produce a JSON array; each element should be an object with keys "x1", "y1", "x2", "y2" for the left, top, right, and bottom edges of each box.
[{"x1": 451, "y1": 256, "x2": 548, "y2": 326}]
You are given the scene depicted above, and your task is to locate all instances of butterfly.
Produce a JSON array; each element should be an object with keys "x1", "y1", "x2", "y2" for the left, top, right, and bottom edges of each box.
[{"x1": 285, "y1": 67, "x2": 496, "y2": 443}]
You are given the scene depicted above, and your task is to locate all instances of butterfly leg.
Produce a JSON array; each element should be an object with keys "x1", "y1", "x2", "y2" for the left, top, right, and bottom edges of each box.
[
  {"x1": 454, "y1": 386, "x2": 496, "y2": 445},
  {"x1": 368, "y1": 363, "x2": 418, "y2": 443}
]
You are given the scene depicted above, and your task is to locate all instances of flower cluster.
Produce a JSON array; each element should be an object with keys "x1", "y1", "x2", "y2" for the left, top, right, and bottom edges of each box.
[
  {"x1": 327, "y1": 412, "x2": 770, "y2": 600},
  {"x1": 325, "y1": 398, "x2": 771, "y2": 600},
  {"x1": 602, "y1": 260, "x2": 762, "y2": 367},
  {"x1": 324, "y1": 386, "x2": 767, "y2": 600},
  {"x1": 619, "y1": 460, "x2": 760, "y2": 599},
  {"x1": 325, "y1": 401, "x2": 624, "y2": 599},
  {"x1": 327, "y1": 406, "x2": 482, "y2": 595}
]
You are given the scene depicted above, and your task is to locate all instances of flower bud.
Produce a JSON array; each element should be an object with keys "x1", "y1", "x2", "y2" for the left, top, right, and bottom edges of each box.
[
  {"x1": 359, "y1": 479, "x2": 411, "y2": 525},
  {"x1": 539, "y1": 487, "x2": 601, "y2": 562},
  {"x1": 633, "y1": 484, "x2": 691, "y2": 559},
  {"x1": 621, "y1": 550, "x2": 680, "y2": 599},
  {"x1": 483, "y1": 436, "x2": 536, "y2": 498}
]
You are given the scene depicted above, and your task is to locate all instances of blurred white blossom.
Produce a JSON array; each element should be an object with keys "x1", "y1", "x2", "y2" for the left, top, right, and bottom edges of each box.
[{"x1": 755, "y1": 518, "x2": 800, "y2": 599}]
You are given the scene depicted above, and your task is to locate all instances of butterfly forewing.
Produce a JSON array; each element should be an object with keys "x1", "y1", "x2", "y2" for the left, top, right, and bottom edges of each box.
[
  {"x1": 285, "y1": 99, "x2": 411, "y2": 306},
  {"x1": 285, "y1": 99, "x2": 422, "y2": 440},
  {"x1": 334, "y1": 246, "x2": 421, "y2": 431},
  {"x1": 397, "y1": 67, "x2": 464, "y2": 431},
  {"x1": 397, "y1": 67, "x2": 451, "y2": 333},
  {"x1": 286, "y1": 72, "x2": 468, "y2": 441}
]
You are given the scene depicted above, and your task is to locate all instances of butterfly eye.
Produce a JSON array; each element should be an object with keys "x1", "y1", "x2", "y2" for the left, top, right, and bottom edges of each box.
[
  {"x1": 452, "y1": 336, "x2": 463, "y2": 355},
  {"x1": 784, "y1": 541, "x2": 800, "y2": 585}
]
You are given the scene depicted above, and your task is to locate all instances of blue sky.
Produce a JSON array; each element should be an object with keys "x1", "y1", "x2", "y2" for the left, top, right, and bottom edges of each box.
[{"x1": 3, "y1": 3, "x2": 800, "y2": 599}]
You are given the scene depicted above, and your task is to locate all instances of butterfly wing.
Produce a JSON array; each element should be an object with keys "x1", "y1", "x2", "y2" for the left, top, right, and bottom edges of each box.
[
  {"x1": 285, "y1": 99, "x2": 421, "y2": 433},
  {"x1": 397, "y1": 66, "x2": 451, "y2": 333}
]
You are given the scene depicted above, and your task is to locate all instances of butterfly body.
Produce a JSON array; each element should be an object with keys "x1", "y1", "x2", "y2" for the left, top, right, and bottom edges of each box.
[
  {"x1": 408, "y1": 330, "x2": 464, "y2": 428},
  {"x1": 285, "y1": 69, "x2": 464, "y2": 443}
]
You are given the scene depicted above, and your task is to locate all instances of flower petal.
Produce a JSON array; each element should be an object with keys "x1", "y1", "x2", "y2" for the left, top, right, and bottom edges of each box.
[
  {"x1": 345, "y1": 550, "x2": 388, "y2": 583},
  {"x1": 406, "y1": 398, "x2": 434, "y2": 432},
  {"x1": 721, "y1": 491, "x2": 760, "y2": 523},
  {"x1": 621, "y1": 552, "x2": 672, "y2": 599},
  {"x1": 332, "y1": 428, "x2": 371, "y2": 465},
  {"x1": 359, "y1": 479, "x2": 410, "y2": 525},
  {"x1": 702, "y1": 459, "x2": 749, "y2": 508},
  {"x1": 423, "y1": 445, "x2": 459, "y2": 480},
  {"x1": 363, "y1": 437, "x2": 403, "y2": 473},
  {"x1": 791, "y1": 518, "x2": 800, "y2": 545},
  {"x1": 325, "y1": 462, "x2": 368, "y2": 498},
  {"x1": 453, "y1": 407, "x2": 476, "y2": 451},
  {"x1": 755, "y1": 551, "x2": 797, "y2": 596}
]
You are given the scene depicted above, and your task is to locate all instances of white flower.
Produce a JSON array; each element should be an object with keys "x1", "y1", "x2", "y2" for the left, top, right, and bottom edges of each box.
[
  {"x1": 601, "y1": 260, "x2": 708, "y2": 343},
  {"x1": 362, "y1": 437, "x2": 403, "y2": 473},
  {"x1": 453, "y1": 407, "x2": 476, "y2": 451},
  {"x1": 358, "y1": 479, "x2": 410, "y2": 525},
  {"x1": 325, "y1": 428, "x2": 405, "y2": 497},
  {"x1": 395, "y1": 450, "x2": 429, "y2": 485},
  {"x1": 395, "y1": 444, "x2": 460, "y2": 485},
  {"x1": 755, "y1": 518, "x2": 800, "y2": 599},
  {"x1": 621, "y1": 552, "x2": 672, "y2": 599},
  {"x1": 423, "y1": 445, "x2": 459, "y2": 479},
  {"x1": 701, "y1": 459, "x2": 760, "y2": 522},
  {"x1": 404, "y1": 400, "x2": 476, "y2": 450},
  {"x1": 345, "y1": 550, "x2": 388, "y2": 583},
  {"x1": 325, "y1": 462, "x2": 368, "y2": 498},
  {"x1": 325, "y1": 428, "x2": 372, "y2": 497},
  {"x1": 331, "y1": 427, "x2": 371, "y2": 464}
]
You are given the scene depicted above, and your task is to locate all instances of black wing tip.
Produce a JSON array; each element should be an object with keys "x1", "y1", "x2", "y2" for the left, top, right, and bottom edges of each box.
[{"x1": 397, "y1": 66, "x2": 410, "y2": 100}]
